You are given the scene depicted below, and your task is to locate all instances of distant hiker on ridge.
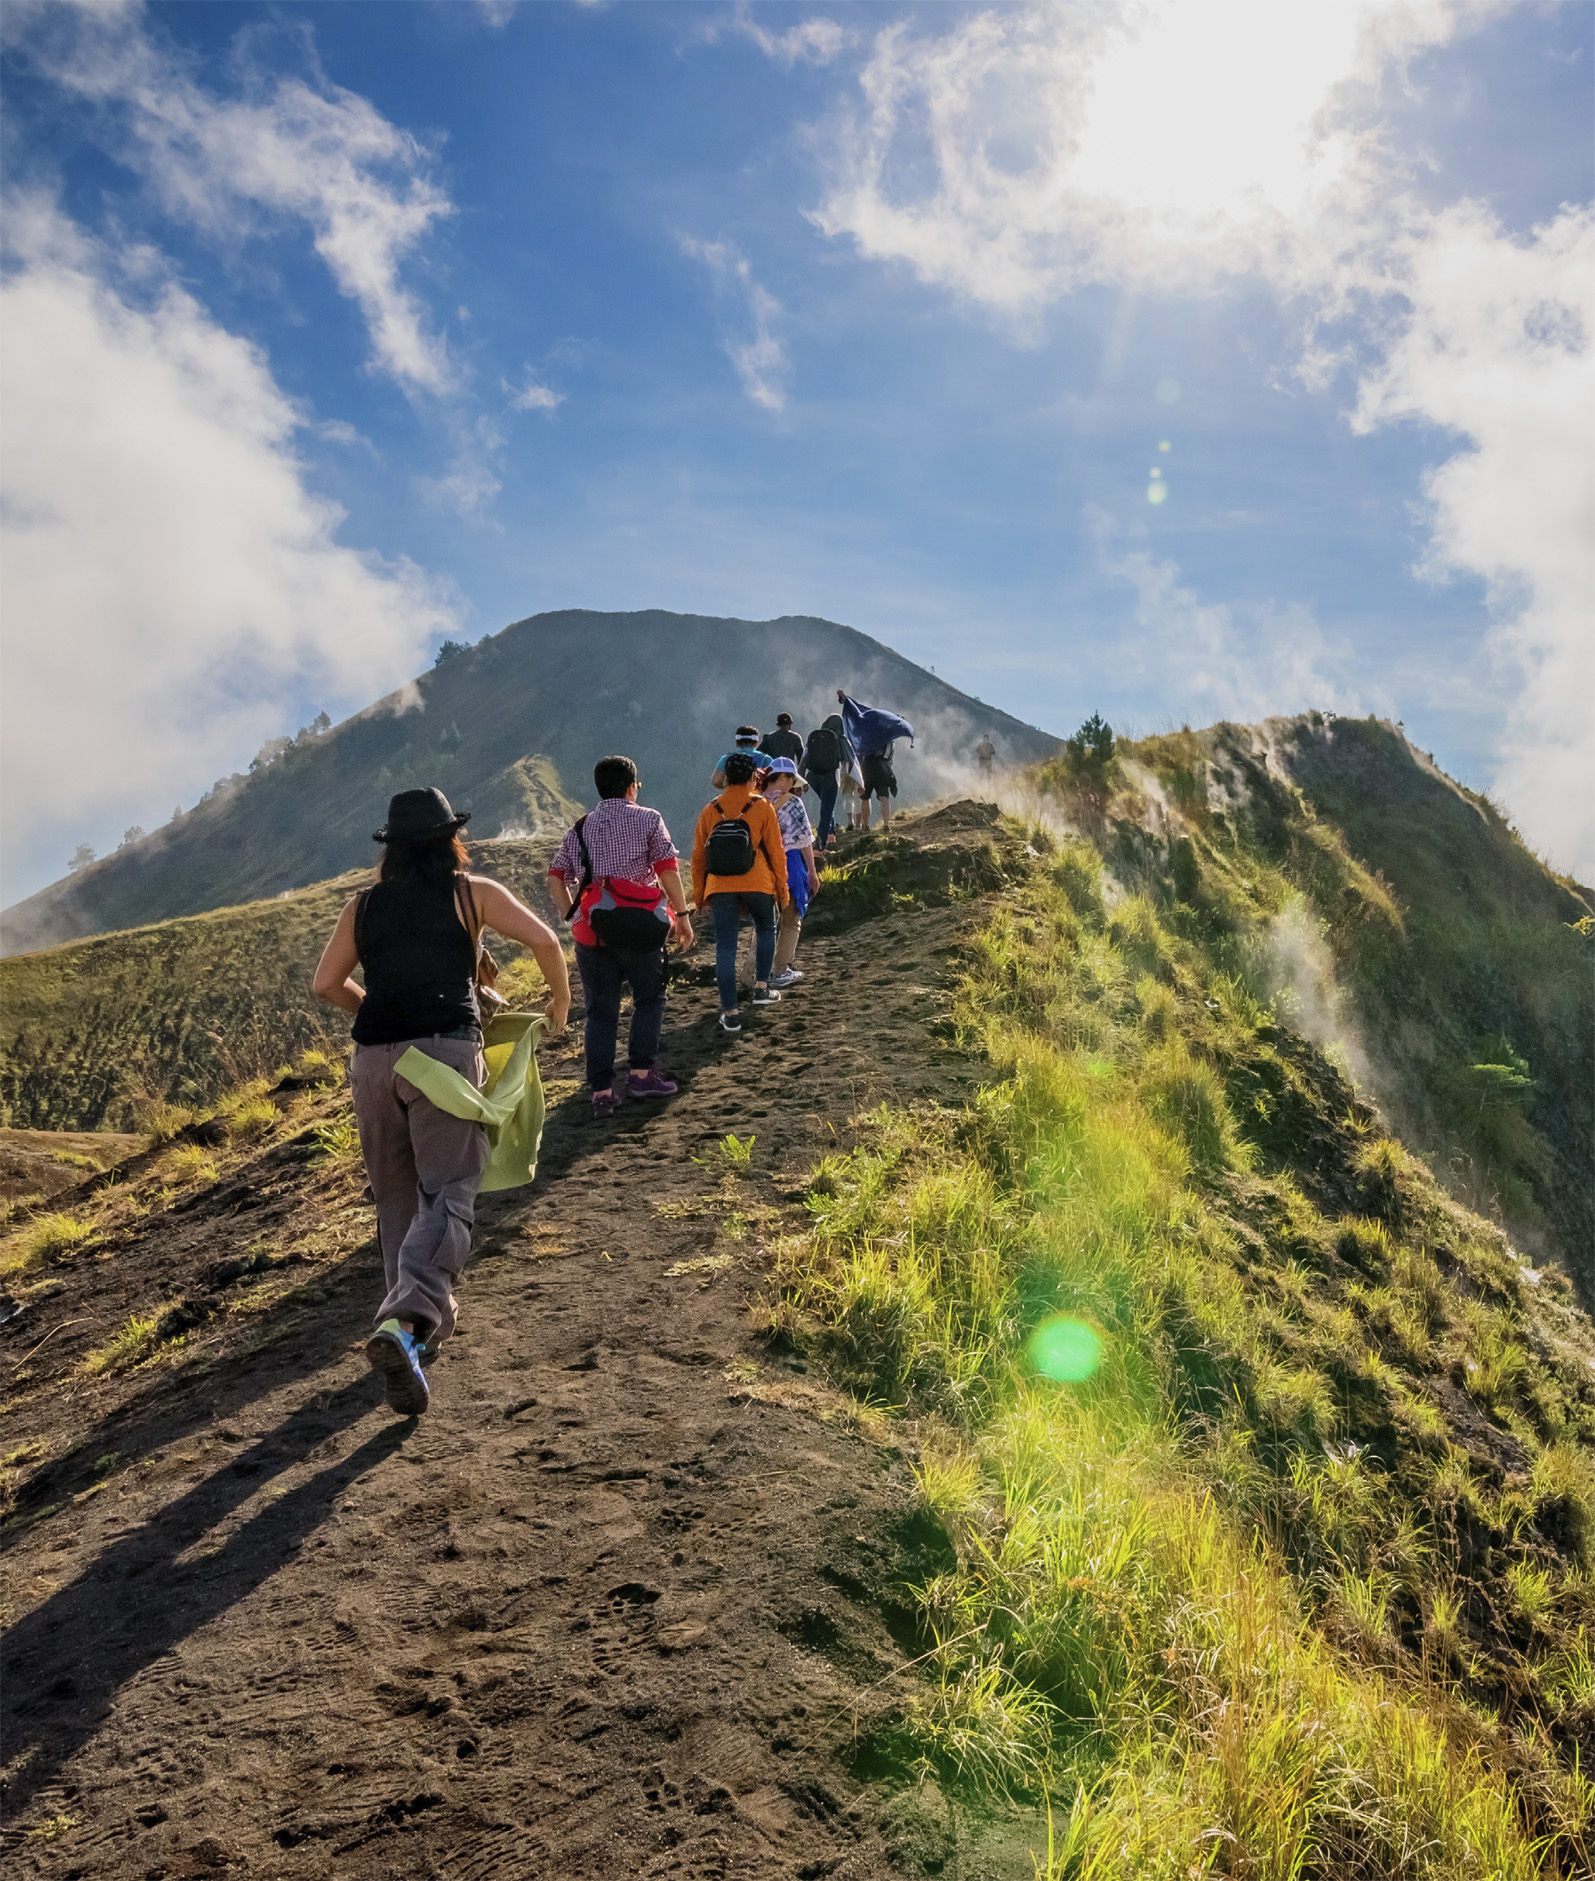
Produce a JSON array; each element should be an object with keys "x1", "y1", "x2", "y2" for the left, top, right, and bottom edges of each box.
[
  {"x1": 312, "y1": 787, "x2": 570, "y2": 1418},
  {"x1": 692, "y1": 751, "x2": 789, "y2": 1034},
  {"x1": 711, "y1": 725, "x2": 772, "y2": 791},
  {"x1": 762, "y1": 712, "x2": 805, "y2": 764},
  {"x1": 762, "y1": 757, "x2": 820, "y2": 989},
  {"x1": 547, "y1": 755, "x2": 694, "y2": 1122},
  {"x1": 799, "y1": 712, "x2": 852, "y2": 849},
  {"x1": 838, "y1": 690, "x2": 914, "y2": 830},
  {"x1": 976, "y1": 733, "x2": 997, "y2": 780}
]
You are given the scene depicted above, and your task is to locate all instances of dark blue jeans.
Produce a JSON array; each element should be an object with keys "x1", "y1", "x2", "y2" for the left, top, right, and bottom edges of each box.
[
  {"x1": 709, "y1": 893, "x2": 775, "y2": 1012},
  {"x1": 575, "y1": 942, "x2": 668, "y2": 1090},
  {"x1": 809, "y1": 772, "x2": 840, "y2": 845}
]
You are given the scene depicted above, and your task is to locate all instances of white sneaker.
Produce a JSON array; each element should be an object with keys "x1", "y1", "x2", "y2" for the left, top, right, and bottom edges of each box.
[{"x1": 770, "y1": 968, "x2": 802, "y2": 989}]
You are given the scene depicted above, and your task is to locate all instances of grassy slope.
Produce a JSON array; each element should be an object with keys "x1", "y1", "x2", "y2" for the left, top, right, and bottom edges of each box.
[
  {"x1": 0, "y1": 841, "x2": 557, "y2": 1133},
  {"x1": 774, "y1": 805, "x2": 1595, "y2": 1877},
  {"x1": 1, "y1": 609, "x2": 1058, "y2": 953}
]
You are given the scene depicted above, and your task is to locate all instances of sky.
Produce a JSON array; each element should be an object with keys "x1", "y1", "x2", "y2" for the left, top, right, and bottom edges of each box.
[{"x1": 1, "y1": 0, "x2": 1590, "y2": 906}]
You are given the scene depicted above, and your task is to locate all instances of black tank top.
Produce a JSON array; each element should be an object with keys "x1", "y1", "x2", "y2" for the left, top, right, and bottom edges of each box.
[{"x1": 351, "y1": 873, "x2": 480, "y2": 1046}]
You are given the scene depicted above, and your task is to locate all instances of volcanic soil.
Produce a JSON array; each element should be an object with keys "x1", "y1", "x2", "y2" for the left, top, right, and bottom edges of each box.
[{"x1": 3, "y1": 807, "x2": 1033, "y2": 1879}]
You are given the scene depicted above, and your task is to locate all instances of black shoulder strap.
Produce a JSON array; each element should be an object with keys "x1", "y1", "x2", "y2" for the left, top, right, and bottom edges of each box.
[{"x1": 564, "y1": 816, "x2": 593, "y2": 925}]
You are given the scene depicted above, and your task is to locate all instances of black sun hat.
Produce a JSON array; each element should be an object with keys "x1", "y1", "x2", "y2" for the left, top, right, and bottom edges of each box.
[{"x1": 373, "y1": 787, "x2": 471, "y2": 843}]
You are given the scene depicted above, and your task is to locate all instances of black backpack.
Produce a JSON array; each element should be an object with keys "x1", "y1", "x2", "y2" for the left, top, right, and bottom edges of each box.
[
  {"x1": 804, "y1": 726, "x2": 841, "y2": 772},
  {"x1": 705, "y1": 802, "x2": 757, "y2": 876}
]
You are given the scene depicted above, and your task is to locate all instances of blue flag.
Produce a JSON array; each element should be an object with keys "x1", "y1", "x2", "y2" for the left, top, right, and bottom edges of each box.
[{"x1": 838, "y1": 692, "x2": 914, "y2": 760}]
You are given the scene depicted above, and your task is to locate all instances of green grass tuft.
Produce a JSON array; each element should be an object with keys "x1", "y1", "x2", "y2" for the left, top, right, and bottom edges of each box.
[
  {"x1": 82, "y1": 1313, "x2": 160, "y2": 1376},
  {"x1": 0, "y1": 1210, "x2": 96, "y2": 1275}
]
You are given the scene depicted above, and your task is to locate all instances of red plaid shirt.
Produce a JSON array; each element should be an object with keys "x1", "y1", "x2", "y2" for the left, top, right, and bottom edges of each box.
[{"x1": 549, "y1": 800, "x2": 679, "y2": 946}]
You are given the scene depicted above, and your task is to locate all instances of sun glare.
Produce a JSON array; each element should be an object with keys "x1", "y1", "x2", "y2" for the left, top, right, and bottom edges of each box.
[
  {"x1": 1068, "y1": 0, "x2": 1364, "y2": 230},
  {"x1": 1027, "y1": 1314, "x2": 1103, "y2": 1383}
]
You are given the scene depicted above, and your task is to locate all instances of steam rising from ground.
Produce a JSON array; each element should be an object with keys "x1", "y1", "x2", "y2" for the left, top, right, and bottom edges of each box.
[{"x1": 1257, "y1": 897, "x2": 1374, "y2": 1096}]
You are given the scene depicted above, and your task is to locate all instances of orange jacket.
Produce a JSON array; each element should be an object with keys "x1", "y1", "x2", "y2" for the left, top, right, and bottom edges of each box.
[{"x1": 691, "y1": 785, "x2": 790, "y2": 907}]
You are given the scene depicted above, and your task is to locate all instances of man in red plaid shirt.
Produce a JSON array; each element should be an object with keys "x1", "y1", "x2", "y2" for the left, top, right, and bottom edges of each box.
[{"x1": 548, "y1": 755, "x2": 695, "y2": 1119}]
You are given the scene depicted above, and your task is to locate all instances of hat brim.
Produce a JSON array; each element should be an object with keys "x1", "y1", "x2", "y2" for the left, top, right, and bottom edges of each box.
[{"x1": 372, "y1": 811, "x2": 471, "y2": 843}]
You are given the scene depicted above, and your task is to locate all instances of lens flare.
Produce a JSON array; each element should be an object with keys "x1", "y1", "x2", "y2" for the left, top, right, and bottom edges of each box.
[
  {"x1": 1155, "y1": 377, "x2": 1181, "y2": 404},
  {"x1": 1147, "y1": 482, "x2": 1168, "y2": 505},
  {"x1": 1158, "y1": 440, "x2": 1172, "y2": 452},
  {"x1": 1026, "y1": 1315, "x2": 1103, "y2": 1383}
]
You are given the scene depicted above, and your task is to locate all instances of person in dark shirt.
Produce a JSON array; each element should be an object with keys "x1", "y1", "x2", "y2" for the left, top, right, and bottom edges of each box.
[
  {"x1": 312, "y1": 787, "x2": 570, "y2": 1416},
  {"x1": 799, "y1": 712, "x2": 853, "y2": 848},
  {"x1": 763, "y1": 713, "x2": 805, "y2": 763}
]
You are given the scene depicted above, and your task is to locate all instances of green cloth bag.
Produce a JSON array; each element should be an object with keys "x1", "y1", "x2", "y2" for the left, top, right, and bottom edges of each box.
[{"x1": 394, "y1": 1010, "x2": 547, "y2": 1194}]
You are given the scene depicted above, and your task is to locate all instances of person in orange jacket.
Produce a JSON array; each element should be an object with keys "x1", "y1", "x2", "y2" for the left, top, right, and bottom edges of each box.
[{"x1": 691, "y1": 750, "x2": 790, "y2": 1034}]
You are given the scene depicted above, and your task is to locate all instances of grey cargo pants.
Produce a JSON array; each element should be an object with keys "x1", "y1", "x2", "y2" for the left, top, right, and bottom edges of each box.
[{"x1": 351, "y1": 1036, "x2": 489, "y2": 1346}]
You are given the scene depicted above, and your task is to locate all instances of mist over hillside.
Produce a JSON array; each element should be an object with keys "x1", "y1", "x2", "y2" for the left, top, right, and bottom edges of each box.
[{"x1": 0, "y1": 609, "x2": 1057, "y2": 956}]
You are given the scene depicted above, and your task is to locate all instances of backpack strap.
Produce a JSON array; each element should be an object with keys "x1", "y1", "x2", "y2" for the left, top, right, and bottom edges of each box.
[
  {"x1": 563, "y1": 815, "x2": 593, "y2": 926},
  {"x1": 455, "y1": 872, "x2": 481, "y2": 946},
  {"x1": 454, "y1": 872, "x2": 505, "y2": 1004}
]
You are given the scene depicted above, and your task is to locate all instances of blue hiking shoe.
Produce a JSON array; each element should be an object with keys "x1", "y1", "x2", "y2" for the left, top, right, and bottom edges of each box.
[{"x1": 366, "y1": 1318, "x2": 430, "y2": 1416}]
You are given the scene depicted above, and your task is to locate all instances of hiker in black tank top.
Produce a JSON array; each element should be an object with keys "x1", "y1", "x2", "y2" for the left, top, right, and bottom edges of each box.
[
  {"x1": 351, "y1": 872, "x2": 482, "y2": 1046},
  {"x1": 313, "y1": 788, "x2": 570, "y2": 1417}
]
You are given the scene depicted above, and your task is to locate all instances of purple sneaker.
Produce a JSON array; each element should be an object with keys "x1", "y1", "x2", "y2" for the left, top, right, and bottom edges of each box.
[
  {"x1": 627, "y1": 1069, "x2": 678, "y2": 1099},
  {"x1": 592, "y1": 1089, "x2": 622, "y2": 1120}
]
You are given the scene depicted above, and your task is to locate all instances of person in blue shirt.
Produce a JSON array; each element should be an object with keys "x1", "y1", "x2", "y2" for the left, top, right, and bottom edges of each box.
[
  {"x1": 711, "y1": 725, "x2": 773, "y2": 790},
  {"x1": 837, "y1": 691, "x2": 914, "y2": 830}
]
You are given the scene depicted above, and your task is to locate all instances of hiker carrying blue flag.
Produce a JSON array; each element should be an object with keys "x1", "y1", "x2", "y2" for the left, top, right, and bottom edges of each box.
[{"x1": 837, "y1": 690, "x2": 914, "y2": 830}]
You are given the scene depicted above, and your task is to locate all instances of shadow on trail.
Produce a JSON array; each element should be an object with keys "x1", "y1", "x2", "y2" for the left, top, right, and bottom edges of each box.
[
  {"x1": 2, "y1": 1235, "x2": 386, "y2": 1533},
  {"x1": 1, "y1": 1377, "x2": 408, "y2": 1816}
]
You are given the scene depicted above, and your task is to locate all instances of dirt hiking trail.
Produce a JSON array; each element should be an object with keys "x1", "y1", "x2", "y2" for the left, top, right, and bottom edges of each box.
[{"x1": 4, "y1": 808, "x2": 1037, "y2": 1880}]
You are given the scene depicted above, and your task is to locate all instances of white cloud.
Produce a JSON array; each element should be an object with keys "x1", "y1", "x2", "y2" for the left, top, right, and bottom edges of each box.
[
  {"x1": 17, "y1": 0, "x2": 455, "y2": 393},
  {"x1": 507, "y1": 374, "x2": 564, "y2": 413},
  {"x1": 0, "y1": 198, "x2": 457, "y2": 902},
  {"x1": 417, "y1": 415, "x2": 508, "y2": 519},
  {"x1": 474, "y1": 0, "x2": 521, "y2": 26},
  {"x1": 1352, "y1": 200, "x2": 1595, "y2": 877},
  {"x1": 316, "y1": 417, "x2": 371, "y2": 449},
  {"x1": 811, "y1": 0, "x2": 1592, "y2": 874},
  {"x1": 681, "y1": 236, "x2": 789, "y2": 411},
  {"x1": 810, "y1": 0, "x2": 1506, "y2": 308},
  {"x1": 724, "y1": 4, "x2": 851, "y2": 68}
]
